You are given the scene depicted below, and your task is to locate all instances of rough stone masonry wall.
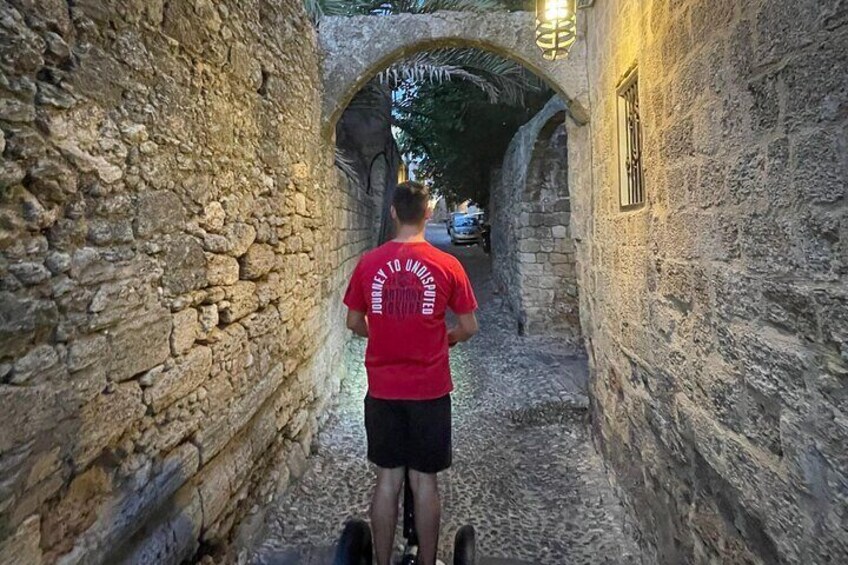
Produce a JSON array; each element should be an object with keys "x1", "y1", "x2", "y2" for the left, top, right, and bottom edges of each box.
[
  {"x1": 0, "y1": 1, "x2": 373, "y2": 563},
  {"x1": 579, "y1": 0, "x2": 848, "y2": 563},
  {"x1": 492, "y1": 97, "x2": 580, "y2": 338}
]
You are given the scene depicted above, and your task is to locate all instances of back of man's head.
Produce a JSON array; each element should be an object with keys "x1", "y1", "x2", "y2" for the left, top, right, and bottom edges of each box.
[{"x1": 392, "y1": 181, "x2": 429, "y2": 225}]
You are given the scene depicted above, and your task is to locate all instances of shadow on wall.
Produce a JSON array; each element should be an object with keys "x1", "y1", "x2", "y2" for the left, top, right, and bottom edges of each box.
[{"x1": 335, "y1": 81, "x2": 403, "y2": 246}]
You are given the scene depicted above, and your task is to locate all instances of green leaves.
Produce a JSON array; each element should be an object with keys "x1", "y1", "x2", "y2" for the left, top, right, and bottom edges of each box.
[
  {"x1": 303, "y1": 0, "x2": 509, "y2": 21},
  {"x1": 392, "y1": 76, "x2": 552, "y2": 205}
]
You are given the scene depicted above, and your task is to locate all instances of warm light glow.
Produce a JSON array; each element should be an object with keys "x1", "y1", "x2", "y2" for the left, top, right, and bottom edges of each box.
[
  {"x1": 544, "y1": 0, "x2": 571, "y2": 21},
  {"x1": 536, "y1": 0, "x2": 577, "y2": 61}
]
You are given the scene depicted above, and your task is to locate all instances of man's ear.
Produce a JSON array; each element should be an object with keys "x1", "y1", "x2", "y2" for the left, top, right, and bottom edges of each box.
[
  {"x1": 390, "y1": 205, "x2": 398, "y2": 221},
  {"x1": 424, "y1": 207, "x2": 433, "y2": 221}
]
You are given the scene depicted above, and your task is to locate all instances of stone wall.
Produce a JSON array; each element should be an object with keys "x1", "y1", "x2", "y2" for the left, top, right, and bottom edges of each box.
[
  {"x1": 492, "y1": 97, "x2": 580, "y2": 338},
  {"x1": 578, "y1": 0, "x2": 848, "y2": 562},
  {"x1": 334, "y1": 82, "x2": 400, "y2": 245},
  {"x1": 0, "y1": 1, "x2": 373, "y2": 563}
]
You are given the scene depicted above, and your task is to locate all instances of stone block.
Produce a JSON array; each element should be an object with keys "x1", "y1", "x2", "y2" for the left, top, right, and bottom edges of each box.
[
  {"x1": 760, "y1": 280, "x2": 818, "y2": 341},
  {"x1": 200, "y1": 201, "x2": 225, "y2": 233},
  {"x1": 144, "y1": 346, "x2": 212, "y2": 413},
  {"x1": 209, "y1": 323, "x2": 249, "y2": 377},
  {"x1": 205, "y1": 253, "x2": 239, "y2": 286},
  {"x1": 518, "y1": 239, "x2": 541, "y2": 253},
  {"x1": 135, "y1": 191, "x2": 185, "y2": 237},
  {"x1": 518, "y1": 252, "x2": 536, "y2": 264},
  {"x1": 224, "y1": 222, "x2": 256, "y2": 258},
  {"x1": 194, "y1": 362, "x2": 284, "y2": 464},
  {"x1": 74, "y1": 382, "x2": 145, "y2": 468},
  {"x1": 109, "y1": 311, "x2": 171, "y2": 382},
  {"x1": 171, "y1": 308, "x2": 199, "y2": 355},
  {"x1": 0, "y1": 293, "x2": 58, "y2": 358},
  {"x1": 161, "y1": 235, "x2": 207, "y2": 295},
  {"x1": 10, "y1": 344, "x2": 65, "y2": 385},
  {"x1": 67, "y1": 334, "x2": 108, "y2": 373},
  {"x1": 219, "y1": 281, "x2": 259, "y2": 324},
  {"x1": 791, "y1": 129, "x2": 846, "y2": 205},
  {"x1": 239, "y1": 243, "x2": 275, "y2": 280},
  {"x1": 198, "y1": 304, "x2": 219, "y2": 335},
  {"x1": 241, "y1": 307, "x2": 282, "y2": 339}
]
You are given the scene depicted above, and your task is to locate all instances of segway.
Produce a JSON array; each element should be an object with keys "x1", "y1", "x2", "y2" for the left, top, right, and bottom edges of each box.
[
  {"x1": 334, "y1": 469, "x2": 477, "y2": 564},
  {"x1": 334, "y1": 518, "x2": 373, "y2": 565}
]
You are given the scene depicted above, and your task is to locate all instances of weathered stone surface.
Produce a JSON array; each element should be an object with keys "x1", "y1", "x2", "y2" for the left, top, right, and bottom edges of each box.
[
  {"x1": 73, "y1": 382, "x2": 145, "y2": 469},
  {"x1": 0, "y1": 292, "x2": 58, "y2": 358},
  {"x1": 205, "y1": 253, "x2": 239, "y2": 286},
  {"x1": 135, "y1": 191, "x2": 185, "y2": 237},
  {"x1": 171, "y1": 308, "x2": 199, "y2": 355},
  {"x1": 113, "y1": 484, "x2": 202, "y2": 565},
  {"x1": 219, "y1": 281, "x2": 259, "y2": 324},
  {"x1": 0, "y1": 515, "x2": 42, "y2": 564},
  {"x1": 109, "y1": 311, "x2": 171, "y2": 382},
  {"x1": 580, "y1": 1, "x2": 848, "y2": 563},
  {"x1": 239, "y1": 243, "x2": 275, "y2": 280},
  {"x1": 144, "y1": 346, "x2": 212, "y2": 414},
  {"x1": 161, "y1": 236, "x2": 207, "y2": 295},
  {"x1": 56, "y1": 443, "x2": 200, "y2": 565},
  {"x1": 198, "y1": 304, "x2": 219, "y2": 335},
  {"x1": 224, "y1": 222, "x2": 256, "y2": 257},
  {"x1": 492, "y1": 98, "x2": 579, "y2": 338},
  {"x1": 10, "y1": 344, "x2": 64, "y2": 385},
  {"x1": 200, "y1": 201, "x2": 226, "y2": 233}
]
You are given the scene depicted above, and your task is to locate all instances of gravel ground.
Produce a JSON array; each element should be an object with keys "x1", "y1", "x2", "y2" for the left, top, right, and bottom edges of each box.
[{"x1": 248, "y1": 225, "x2": 644, "y2": 565}]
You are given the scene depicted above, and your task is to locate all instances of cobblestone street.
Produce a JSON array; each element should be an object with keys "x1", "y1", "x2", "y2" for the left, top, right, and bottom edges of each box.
[{"x1": 249, "y1": 225, "x2": 643, "y2": 564}]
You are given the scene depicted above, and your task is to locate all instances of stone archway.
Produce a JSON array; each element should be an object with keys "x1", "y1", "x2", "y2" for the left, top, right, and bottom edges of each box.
[{"x1": 317, "y1": 10, "x2": 590, "y2": 139}]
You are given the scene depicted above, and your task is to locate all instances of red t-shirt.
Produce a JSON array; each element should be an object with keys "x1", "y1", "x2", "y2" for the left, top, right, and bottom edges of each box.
[{"x1": 343, "y1": 241, "x2": 478, "y2": 400}]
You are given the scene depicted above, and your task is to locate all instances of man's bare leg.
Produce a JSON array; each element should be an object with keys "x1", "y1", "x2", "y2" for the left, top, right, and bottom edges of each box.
[
  {"x1": 408, "y1": 469, "x2": 441, "y2": 565},
  {"x1": 371, "y1": 466, "x2": 405, "y2": 565}
]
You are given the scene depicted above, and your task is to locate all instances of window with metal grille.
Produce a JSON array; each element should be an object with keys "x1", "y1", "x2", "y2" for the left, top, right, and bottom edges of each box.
[{"x1": 617, "y1": 69, "x2": 645, "y2": 208}]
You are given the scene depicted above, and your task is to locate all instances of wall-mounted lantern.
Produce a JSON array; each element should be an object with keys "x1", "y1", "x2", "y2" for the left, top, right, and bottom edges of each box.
[{"x1": 535, "y1": 0, "x2": 577, "y2": 60}]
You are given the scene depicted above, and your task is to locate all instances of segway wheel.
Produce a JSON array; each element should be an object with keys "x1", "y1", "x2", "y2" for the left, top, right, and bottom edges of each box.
[
  {"x1": 453, "y1": 524, "x2": 476, "y2": 565},
  {"x1": 333, "y1": 518, "x2": 373, "y2": 565}
]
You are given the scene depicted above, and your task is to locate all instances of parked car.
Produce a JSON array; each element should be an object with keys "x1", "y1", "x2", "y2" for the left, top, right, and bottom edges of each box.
[
  {"x1": 446, "y1": 212, "x2": 464, "y2": 238},
  {"x1": 449, "y1": 214, "x2": 483, "y2": 245}
]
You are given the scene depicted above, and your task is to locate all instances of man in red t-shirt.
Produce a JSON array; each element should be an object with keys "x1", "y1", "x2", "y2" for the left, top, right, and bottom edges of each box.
[{"x1": 344, "y1": 182, "x2": 479, "y2": 565}]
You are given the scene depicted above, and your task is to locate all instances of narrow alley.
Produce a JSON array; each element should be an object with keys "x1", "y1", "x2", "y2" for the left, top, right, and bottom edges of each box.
[{"x1": 249, "y1": 224, "x2": 642, "y2": 565}]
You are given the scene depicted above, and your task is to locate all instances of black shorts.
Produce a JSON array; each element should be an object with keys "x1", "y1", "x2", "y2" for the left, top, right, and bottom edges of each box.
[{"x1": 364, "y1": 394, "x2": 452, "y2": 474}]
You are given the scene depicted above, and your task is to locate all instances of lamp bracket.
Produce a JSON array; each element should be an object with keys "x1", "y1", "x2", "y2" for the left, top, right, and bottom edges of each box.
[{"x1": 577, "y1": 0, "x2": 595, "y2": 8}]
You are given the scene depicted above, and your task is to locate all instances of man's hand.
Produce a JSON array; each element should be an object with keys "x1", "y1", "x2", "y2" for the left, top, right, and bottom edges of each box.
[
  {"x1": 346, "y1": 309, "x2": 369, "y2": 338},
  {"x1": 448, "y1": 312, "x2": 478, "y2": 347}
]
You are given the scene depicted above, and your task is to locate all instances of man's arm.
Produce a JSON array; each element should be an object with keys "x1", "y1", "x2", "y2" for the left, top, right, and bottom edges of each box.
[
  {"x1": 448, "y1": 312, "x2": 478, "y2": 346},
  {"x1": 346, "y1": 309, "x2": 369, "y2": 338}
]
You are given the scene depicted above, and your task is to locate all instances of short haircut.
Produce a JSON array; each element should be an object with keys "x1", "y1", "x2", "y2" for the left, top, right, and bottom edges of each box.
[{"x1": 392, "y1": 181, "x2": 429, "y2": 224}]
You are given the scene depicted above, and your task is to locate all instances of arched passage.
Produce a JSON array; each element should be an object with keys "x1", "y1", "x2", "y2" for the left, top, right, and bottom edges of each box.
[
  {"x1": 491, "y1": 98, "x2": 581, "y2": 338},
  {"x1": 318, "y1": 10, "x2": 590, "y2": 139}
]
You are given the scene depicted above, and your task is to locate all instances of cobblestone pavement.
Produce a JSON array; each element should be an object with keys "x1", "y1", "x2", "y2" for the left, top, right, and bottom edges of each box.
[{"x1": 249, "y1": 225, "x2": 644, "y2": 564}]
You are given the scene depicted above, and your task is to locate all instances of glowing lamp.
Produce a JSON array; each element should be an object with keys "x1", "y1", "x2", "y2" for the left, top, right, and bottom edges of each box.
[{"x1": 535, "y1": 0, "x2": 577, "y2": 60}]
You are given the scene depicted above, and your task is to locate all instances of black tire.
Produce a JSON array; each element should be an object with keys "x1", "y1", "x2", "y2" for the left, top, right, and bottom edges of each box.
[
  {"x1": 333, "y1": 519, "x2": 373, "y2": 565},
  {"x1": 453, "y1": 525, "x2": 476, "y2": 565}
]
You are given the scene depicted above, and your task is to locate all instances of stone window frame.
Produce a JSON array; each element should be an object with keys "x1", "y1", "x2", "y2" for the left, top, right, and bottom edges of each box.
[{"x1": 616, "y1": 65, "x2": 645, "y2": 209}]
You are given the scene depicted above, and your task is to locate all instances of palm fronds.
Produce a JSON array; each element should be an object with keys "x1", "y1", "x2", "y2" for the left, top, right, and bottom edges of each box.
[
  {"x1": 379, "y1": 48, "x2": 542, "y2": 106},
  {"x1": 304, "y1": 0, "x2": 507, "y2": 21}
]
